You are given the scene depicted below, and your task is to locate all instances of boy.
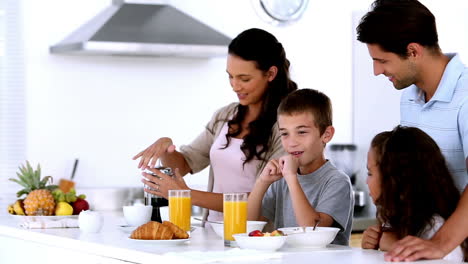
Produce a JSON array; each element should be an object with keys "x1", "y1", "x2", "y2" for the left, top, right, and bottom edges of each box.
[{"x1": 247, "y1": 88, "x2": 354, "y2": 245}]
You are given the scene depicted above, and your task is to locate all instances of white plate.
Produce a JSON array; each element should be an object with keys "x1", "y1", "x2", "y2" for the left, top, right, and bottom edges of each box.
[
  {"x1": 11, "y1": 215, "x2": 78, "y2": 222},
  {"x1": 127, "y1": 237, "x2": 190, "y2": 245},
  {"x1": 118, "y1": 225, "x2": 136, "y2": 233},
  {"x1": 119, "y1": 225, "x2": 197, "y2": 234}
]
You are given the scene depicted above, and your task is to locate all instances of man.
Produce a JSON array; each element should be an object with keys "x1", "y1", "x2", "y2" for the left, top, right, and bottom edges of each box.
[{"x1": 356, "y1": 0, "x2": 468, "y2": 261}]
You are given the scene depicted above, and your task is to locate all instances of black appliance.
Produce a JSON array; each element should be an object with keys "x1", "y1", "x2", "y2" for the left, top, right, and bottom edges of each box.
[{"x1": 143, "y1": 167, "x2": 174, "y2": 223}]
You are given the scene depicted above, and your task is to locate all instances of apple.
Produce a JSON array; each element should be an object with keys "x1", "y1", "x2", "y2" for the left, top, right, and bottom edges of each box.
[
  {"x1": 271, "y1": 230, "x2": 284, "y2": 236},
  {"x1": 55, "y1": 202, "x2": 73, "y2": 216},
  {"x1": 72, "y1": 198, "x2": 90, "y2": 215},
  {"x1": 248, "y1": 230, "x2": 264, "y2": 237}
]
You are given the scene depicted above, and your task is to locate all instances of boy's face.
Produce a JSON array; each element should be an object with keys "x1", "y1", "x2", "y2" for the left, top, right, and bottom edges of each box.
[
  {"x1": 366, "y1": 147, "x2": 382, "y2": 203},
  {"x1": 278, "y1": 112, "x2": 331, "y2": 174}
]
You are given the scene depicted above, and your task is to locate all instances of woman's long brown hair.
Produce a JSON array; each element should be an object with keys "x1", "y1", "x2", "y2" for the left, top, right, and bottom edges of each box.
[{"x1": 222, "y1": 28, "x2": 297, "y2": 165}]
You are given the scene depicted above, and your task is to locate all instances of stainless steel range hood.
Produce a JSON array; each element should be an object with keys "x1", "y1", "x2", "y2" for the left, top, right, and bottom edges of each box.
[{"x1": 50, "y1": 0, "x2": 231, "y2": 58}]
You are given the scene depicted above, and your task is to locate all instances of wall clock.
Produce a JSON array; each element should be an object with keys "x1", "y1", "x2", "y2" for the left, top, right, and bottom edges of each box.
[{"x1": 251, "y1": 0, "x2": 309, "y2": 26}]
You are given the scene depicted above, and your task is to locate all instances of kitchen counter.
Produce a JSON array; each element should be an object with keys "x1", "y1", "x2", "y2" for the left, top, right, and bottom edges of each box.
[{"x1": 0, "y1": 212, "x2": 461, "y2": 264}]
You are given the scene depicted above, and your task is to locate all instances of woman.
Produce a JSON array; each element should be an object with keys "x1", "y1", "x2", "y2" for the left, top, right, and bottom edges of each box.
[
  {"x1": 362, "y1": 126, "x2": 467, "y2": 261},
  {"x1": 133, "y1": 28, "x2": 297, "y2": 221}
]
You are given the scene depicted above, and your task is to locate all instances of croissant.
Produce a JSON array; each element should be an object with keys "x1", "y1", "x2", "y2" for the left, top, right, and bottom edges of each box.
[
  {"x1": 162, "y1": 221, "x2": 189, "y2": 239},
  {"x1": 130, "y1": 221, "x2": 174, "y2": 240}
]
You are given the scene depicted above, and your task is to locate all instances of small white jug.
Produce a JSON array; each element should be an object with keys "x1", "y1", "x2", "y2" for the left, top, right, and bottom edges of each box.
[{"x1": 78, "y1": 210, "x2": 103, "y2": 233}]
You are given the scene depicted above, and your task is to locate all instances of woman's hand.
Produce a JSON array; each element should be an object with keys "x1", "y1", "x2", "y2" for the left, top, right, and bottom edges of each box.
[
  {"x1": 362, "y1": 225, "x2": 382, "y2": 250},
  {"x1": 133, "y1": 137, "x2": 176, "y2": 169},
  {"x1": 141, "y1": 168, "x2": 189, "y2": 199},
  {"x1": 258, "y1": 159, "x2": 283, "y2": 185}
]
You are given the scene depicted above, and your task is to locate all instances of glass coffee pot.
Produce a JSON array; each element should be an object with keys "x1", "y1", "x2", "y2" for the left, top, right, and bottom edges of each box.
[{"x1": 143, "y1": 162, "x2": 174, "y2": 223}]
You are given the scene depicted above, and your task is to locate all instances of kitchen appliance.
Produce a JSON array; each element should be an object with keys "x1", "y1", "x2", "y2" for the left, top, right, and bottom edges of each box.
[
  {"x1": 143, "y1": 167, "x2": 174, "y2": 223},
  {"x1": 328, "y1": 144, "x2": 366, "y2": 211},
  {"x1": 50, "y1": 0, "x2": 231, "y2": 58}
]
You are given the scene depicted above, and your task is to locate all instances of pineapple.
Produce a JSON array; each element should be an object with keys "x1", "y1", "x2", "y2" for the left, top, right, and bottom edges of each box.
[{"x1": 9, "y1": 161, "x2": 58, "y2": 216}]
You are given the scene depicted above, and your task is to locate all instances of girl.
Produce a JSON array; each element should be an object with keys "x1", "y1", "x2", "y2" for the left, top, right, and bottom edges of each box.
[
  {"x1": 362, "y1": 125, "x2": 467, "y2": 262},
  {"x1": 133, "y1": 28, "x2": 297, "y2": 221}
]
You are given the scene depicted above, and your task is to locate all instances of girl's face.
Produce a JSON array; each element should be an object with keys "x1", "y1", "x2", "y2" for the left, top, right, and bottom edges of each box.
[
  {"x1": 366, "y1": 147, "x2": 382, "y2": 203},
  {"x1": 226, "y1": 54, "x2": 276, "y2": 108}
]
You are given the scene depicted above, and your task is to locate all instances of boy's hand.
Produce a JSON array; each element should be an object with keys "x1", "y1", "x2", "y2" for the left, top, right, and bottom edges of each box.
[
  {"x1": 259, "y1": 159, "x2": 283, "y2": 184},
  {"x1": 279, "y1": 155, "x2": 299, "y2": 183},
  {"x1": 362, "y1": 225, "x2": 382, "y2": 250}
]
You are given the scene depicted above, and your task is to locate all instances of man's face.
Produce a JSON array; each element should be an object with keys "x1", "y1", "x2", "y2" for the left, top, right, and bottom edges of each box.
[{"x1": 366, "y1": 43, "x2": 418, "y2": 90}]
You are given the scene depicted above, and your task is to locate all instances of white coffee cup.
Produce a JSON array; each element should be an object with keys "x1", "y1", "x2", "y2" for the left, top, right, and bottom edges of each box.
[
  {"x1": 78, "y1": 210, "x2": 103, "y2": 233},
  {"x1": 123, "y1": 204, "x2": 152, "y2": 227}
]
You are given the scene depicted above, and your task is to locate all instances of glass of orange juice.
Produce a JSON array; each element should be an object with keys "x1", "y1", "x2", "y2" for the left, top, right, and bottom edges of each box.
[
  {"x1": 168, "y1": 190, "x2": 191, "y2": 232},
  {"x1": 223, "y1": 192, "x2": 247, "y2": 247}
]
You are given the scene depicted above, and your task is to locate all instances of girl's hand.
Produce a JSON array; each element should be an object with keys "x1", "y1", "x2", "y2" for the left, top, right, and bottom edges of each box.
[
  {"x1": 362, "y1": 225, "x2": 382, "y2": 250},
  {"x1": 141, "y1": 168, "x2": 189, "y2": 199},
  {"x1": 259, "y1": 159, "x2": 283, "y2": 184},
  {"x1": 133, "y1": 137, "x2": 176, "y2": 169},
  {"x1": 279, "y1": 155, "x2": 299, "y2": 183}
]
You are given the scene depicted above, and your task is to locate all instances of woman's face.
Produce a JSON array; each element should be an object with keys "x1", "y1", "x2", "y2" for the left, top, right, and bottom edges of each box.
[
  {"x1": 226, "y1": 54, "x2": 275, "y2": 108},
  {"x1": 366, "y1": 147, "x2": 382, "y2": 203}
]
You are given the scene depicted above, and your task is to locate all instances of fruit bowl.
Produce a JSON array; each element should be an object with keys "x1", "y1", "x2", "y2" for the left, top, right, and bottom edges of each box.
[
  {"x1": 11, "y1": 215, "x2": 78, "y2": 223},
  {"x1": 278, "y1": 227, "x2": 340, "y2": 248},
  {"x1": 210, "y1": 221, "x2": 267, "y2": 238},
  {"x1": 7, "y1": 161, "x2": 90, "y2": 218},
  {"x1": 233, "y1": 233, "x2": 286, "y2": 251}
]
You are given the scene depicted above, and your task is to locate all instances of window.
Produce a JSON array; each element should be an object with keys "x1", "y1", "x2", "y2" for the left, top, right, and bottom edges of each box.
[{"x1": 0, "y1": 0, "x2": 26, "y2": 213}]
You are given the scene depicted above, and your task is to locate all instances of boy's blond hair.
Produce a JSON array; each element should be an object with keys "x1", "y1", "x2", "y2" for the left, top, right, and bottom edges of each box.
[{"x1": 277, "y1": 88, "x2": 333, "y2": 135}]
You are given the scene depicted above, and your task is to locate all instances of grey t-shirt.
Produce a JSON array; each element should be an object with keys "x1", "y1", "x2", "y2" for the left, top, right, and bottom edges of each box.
[{"x1": 261, "y1": 161, "x2": 354, "y2": 245}]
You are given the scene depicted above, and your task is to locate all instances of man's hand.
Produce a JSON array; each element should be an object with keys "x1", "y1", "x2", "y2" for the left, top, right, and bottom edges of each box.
[
  {"x1": 362, "y1": 225, "x2": 382, "y2": 250},
  {"x1": 384, "y1": 236, "x2": 446, "y2": 262}
]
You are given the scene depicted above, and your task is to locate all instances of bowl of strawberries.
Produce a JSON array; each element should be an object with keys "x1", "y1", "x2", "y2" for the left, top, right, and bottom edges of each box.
[
  {"x1": 233, "y1": 230, "x2": 286, "y2": 251},
  {"x1": 210, "y1": 220, "x2": 267, "y2": 238}
]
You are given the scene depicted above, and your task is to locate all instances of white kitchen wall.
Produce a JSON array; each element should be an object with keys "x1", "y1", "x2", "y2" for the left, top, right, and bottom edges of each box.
[{"x1": 17, "y1": 0, "x2": 468, "y2": 192}]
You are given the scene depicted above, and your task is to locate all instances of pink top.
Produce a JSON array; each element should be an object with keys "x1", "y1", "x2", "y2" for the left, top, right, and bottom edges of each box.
[{"x1": 208, "y1": 123, "x2": 261, "y2": 221}]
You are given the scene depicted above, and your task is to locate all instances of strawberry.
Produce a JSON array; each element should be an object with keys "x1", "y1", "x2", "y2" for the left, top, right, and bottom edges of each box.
[{"x1": 248, "y1": 230, "x2": 264, "y2": 237}]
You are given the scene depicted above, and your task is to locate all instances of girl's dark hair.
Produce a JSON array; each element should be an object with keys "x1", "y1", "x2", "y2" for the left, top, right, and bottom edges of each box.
[
  {"x1": 224, "y1": 28, "x2": 297, "y2": 164},
  {"x1": 371, "y1": 126, "x2": 467, "y2": 259},
  {"x1": 357, "y1": 0, "x2": 440, "y2": 57}
]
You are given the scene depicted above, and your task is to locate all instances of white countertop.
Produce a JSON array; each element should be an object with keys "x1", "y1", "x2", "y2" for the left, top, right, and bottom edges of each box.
[{"x1": 0, "y1": 212, "x2": 461, "y2": 264}]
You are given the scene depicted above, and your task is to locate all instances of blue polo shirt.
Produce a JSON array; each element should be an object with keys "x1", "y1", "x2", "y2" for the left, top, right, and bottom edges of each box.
[{"x1": 400, "y1": 53, "x2": 468, "y2": 191}]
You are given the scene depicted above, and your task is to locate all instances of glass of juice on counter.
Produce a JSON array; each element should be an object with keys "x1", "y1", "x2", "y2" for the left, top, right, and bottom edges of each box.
[
  {"x1": 223, "y1": 192, "x2": 247, "y2": 247},
  {"x1": 168, "y1": 190, "x2": 191, "y2": 232}
]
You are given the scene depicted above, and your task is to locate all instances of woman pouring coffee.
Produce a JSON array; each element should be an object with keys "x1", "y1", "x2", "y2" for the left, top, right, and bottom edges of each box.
[{"x1": 133, "y1": 28, "x2": 297, "y2": 221}]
